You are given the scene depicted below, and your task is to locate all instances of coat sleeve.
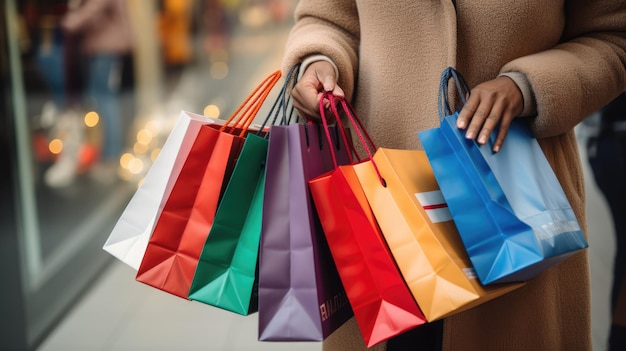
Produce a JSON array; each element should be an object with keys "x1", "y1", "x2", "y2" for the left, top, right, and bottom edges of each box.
[
  {"x1": 501, "y1": 0, "x2": 626, "y2": 138},
  {"x1": 281, "y1": 0, "x2": 360, "y2": 100}
]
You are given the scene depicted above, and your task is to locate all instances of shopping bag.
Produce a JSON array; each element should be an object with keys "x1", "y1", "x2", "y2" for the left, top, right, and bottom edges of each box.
[
  {"x1": 308, "y1": 94, "x2": 427, "y2": 346},
  {"x1": 418, "y1": 67, "x2": 588, "y2": 284},
  {"x1": 188, "y1": 65, "x2": 299, "y2": 314},
  {"x1": 187, "y1": 133, "x2": 268, "y2": 314},
  {"x1": 257, "y1": 65, "x2": 353, "y2": 341},
  {"x1": 257, "y1": 119, "x2": 353, "y2": 338},
  {"x1": 135, "y1": 70, "x2": 281, "y2": 298},
  {"x1": 103, "y1": 111, "x2": 220, "y2": 270},
  {"x1": 353, "y1": 147, "x2": 523, "y2": 321}
]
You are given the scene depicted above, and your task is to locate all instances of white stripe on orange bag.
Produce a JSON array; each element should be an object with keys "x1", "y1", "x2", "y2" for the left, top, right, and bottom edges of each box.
[{"x1": 415, "y1": 190, "x2": 452, "y2": 223}]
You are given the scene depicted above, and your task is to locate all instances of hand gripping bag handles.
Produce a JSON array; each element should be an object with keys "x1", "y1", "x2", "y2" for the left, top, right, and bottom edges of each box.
[
  {"x1": 257, "y1": 69, "x2": 353, "y2": 341},
  {"x1": 135, "y1": 70, "x2": 281, "y2": 298},
  {"x1": 418, "y1": 67, "x2": 588, "y2": 284},
  {"x1": 103, "y1": 110, "x2": 223, "y2": 270},
  {"x1": 188, "y1": 66, "x2": 299, "y2": 315},
  {"x1": 309, "y1": 93, "x2": 427, "y2": 347}
]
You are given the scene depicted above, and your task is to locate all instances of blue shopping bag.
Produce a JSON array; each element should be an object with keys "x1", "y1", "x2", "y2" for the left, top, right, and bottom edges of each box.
[{"x1": 418, "y1": 67, "x2": 588, "y2": 285}]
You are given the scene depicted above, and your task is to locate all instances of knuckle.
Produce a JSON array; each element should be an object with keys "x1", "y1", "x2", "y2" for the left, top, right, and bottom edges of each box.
[
  {"x1": 463, "y1": 103, "x2": 477, "y2": 113},
  {"x1": 475, "y1": 110, "x2": 487, "y2": 119},
  {"x1": 486, "y1": 114, "x2": 500, "y2": 122}
]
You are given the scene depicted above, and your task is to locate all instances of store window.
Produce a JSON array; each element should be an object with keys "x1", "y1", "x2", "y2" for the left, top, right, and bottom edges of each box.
[{"x1": 1, "y1": 0, "x2": 295, "y2": 349}]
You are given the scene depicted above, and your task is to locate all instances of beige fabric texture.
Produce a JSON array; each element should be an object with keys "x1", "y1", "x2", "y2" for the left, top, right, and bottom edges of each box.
[{"x1": 281, "y1": 1, "x2": 626, "y2": 350}]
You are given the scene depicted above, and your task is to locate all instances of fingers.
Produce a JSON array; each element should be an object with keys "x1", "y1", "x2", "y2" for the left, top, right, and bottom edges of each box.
[
  {"x1": 492, "y1": 110, "x2": 515, "y2": 153},
  {"x1": 291, "y1": 61, "x2": 343, "y2": 121},
  {"x1": 456, "y1": 76, "x2": 523, "y2": 152},
  {"x1": 291, "y1": 74, "x2": 326, "y2": 119}
]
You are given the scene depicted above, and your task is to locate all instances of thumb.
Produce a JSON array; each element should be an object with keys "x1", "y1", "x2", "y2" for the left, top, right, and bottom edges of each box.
[
  {"x1": 309, "y1": 60, "x2": 337, "y2": 92},
  {"x1": 322, "y1": 75, "x2": 336, "y2": 92}
]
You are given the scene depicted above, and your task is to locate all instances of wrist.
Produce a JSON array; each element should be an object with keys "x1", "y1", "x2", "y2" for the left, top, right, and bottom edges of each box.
[
  {"x1": 299, "y1": 55, "x2": 339, "y2": 81},
  {"x1": 498, "y1": 71, "x2": 537, "y2": 117}
]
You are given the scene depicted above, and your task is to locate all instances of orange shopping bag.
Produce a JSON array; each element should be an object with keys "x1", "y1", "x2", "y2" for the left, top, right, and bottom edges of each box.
[{"x1": 353, "y1": 148, "x2": 523, "y2": 320}]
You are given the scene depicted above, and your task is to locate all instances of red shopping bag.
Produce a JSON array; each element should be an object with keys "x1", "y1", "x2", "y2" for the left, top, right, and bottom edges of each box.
[
  {"x1": 309, "y1": 93, "x2": 427, "y2": 347},
  {"x1": 136, "y1": 71, "x2": 281, "y2": 298}
]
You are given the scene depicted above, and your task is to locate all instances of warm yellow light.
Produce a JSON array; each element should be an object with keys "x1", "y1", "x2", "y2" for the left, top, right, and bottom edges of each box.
[
  {"x1": 151, "y1": 148, "x2": 161, "y2": 162},
  {"x1": 128, "y1": 158, "x2": 144, "y2": 174},
  {"x1": 49, "y1": 139, "x2": 63, "y2": 154},
  {"x1": 145, "y1": 119, "x2": 161, "y2": 135},
  {"x1": 203, "y1": 104, "x2": 221, "y2": 118},
  {"x1": 133, "y1": 142, "x2": 149, "y2": 155},
  {"x1": 84, "y1": 111, "x2": 99, "y2": 127},
  {"x1": 136, "y1": 129, "x2": 153, "y2": 145},
  {"x1": 239, "y1": 6, "x2": 270, "y2": 28},
  {"x1": 210, "y1": 49, "x2": 229, "y2": 63},
  {"x1": 137, "y1": 177, "x2": 145, "y2": 188},
  {"x1": 120, "y1": 152, "x2": 134, "y2": 169},
  {"x1": 210, "y1": 62, "x2": 229, "y2": 80}
]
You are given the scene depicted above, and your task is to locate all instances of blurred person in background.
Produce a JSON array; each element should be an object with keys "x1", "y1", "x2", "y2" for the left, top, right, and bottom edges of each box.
[
  {"x1": 586, "y1": 92, "x2": 626, "y2": 351},
  {"x1": 202, "y1": 0, "x2": 231, "y2": 61},
  {"x1": 22, "y1": 0, "x2": 89, "y2": 187},
  {"x1": 24, "y1": 0, "x2": 70, "y2": 115},
  {"x1": 62, "y1": 0, "x2": 133, "y2": 184}
]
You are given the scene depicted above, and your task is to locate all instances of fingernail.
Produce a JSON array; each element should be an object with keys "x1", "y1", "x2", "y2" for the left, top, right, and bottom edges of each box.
[
  {"x1": 493, "y1": 145, "x2": 500, "y2": 153},
  {"x1": 478, "y1": 135, "x2": 487, "y2": 144},
  {"x1": 465, "y1": 131, "x2": 474, "y2": 139},
  {"x1": 457, "y1": 120, "x2": 466, "y2": 129},
  {"x1": 323, "y1": 77, "x2": 334, "y2": 91}
]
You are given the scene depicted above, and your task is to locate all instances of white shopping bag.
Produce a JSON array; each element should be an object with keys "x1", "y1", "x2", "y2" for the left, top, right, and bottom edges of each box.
[{"x1": 103, "y1": 111, "x2": 221, "y2": 270}]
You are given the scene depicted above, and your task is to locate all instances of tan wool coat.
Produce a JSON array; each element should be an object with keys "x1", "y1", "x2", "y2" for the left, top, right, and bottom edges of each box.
[{"x1": 282, "y1": 1, "x2": 626, "y2": 350}]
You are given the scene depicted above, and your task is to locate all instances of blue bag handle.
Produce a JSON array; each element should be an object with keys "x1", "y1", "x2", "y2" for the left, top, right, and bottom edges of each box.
[
  {"x1": 438, "y1": 66, "x2": 471, "y2": 122},
  {"x1": 438, "y1": 66, "x2": 501, "y2": 149}
]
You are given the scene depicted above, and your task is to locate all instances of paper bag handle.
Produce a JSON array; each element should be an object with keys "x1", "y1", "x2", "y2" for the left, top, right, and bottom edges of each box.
[
  {"x1": 319, "y1": 92, "x2": 386, "y2": 186},
  {"x1": 438, "y1": 66, "x2": 471, "y2": 122},
  {"x1": 256, "y1": 64, "x2": 301, "y2": 136},
  {"x1": 220, "y1": 70, "x2": 282, "y2": 136}
]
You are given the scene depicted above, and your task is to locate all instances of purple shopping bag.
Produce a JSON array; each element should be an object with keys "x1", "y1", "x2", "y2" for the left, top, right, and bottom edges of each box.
[{"x1": 258, "y1": 122, "x2": 353, "y2": 341}]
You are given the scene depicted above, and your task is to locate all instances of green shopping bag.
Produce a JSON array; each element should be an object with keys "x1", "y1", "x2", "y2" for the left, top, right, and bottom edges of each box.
[
  {"x1": 188, "y1": 65, "x2": 299, "y2": 315},
  {"x1": 187, "y1": 133, "x2": 268, "y2": 315}
]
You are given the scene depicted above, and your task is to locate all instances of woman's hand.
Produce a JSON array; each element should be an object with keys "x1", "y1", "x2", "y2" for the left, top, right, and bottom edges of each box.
[
  {"x1": 291, "y1": 60, "x2": 345, "y2": 120},
  {"x1": 456, "y1": 76, "x2": 524, "y2": 153}
]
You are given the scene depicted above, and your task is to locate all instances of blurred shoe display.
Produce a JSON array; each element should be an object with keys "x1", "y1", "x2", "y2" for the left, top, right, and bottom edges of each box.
[
  {"x1": 44, "y1": 153, "x2": 78, "y2": 187},
  {"x1": 43, "y1": 109, "x2": 83, "y2": 188},
  {"x1": 40, "y1": 100, "x2": 59, "y2": 129}
]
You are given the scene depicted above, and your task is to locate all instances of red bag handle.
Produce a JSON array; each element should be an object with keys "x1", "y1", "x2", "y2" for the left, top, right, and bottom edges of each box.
[
  {"x1": 318, "y1": 92, "x2": 386, "y2": 186},
  {"x1": 220, "y1": 70, "x2": 282, "y2": 137}
]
